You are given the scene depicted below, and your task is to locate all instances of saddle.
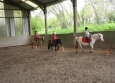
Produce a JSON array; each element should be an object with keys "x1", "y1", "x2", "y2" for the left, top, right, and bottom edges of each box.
[
  {"x1": 50, "y1": 40, "x2": 56, "y2": 45},
  {"x1": 34, "y1": 38, "x2": 39, "y2": 42},
  {"x1": 82, "y1": 36, "x2": 92, "y2": 43}
]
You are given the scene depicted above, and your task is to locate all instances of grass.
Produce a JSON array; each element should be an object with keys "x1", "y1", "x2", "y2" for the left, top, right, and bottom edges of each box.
[
  {"x1": 78, "y1": 23, "x2": 115, "y2": 32},
  {"x1": 34, "y1": 23, "x2": 115, "y2": 35}
]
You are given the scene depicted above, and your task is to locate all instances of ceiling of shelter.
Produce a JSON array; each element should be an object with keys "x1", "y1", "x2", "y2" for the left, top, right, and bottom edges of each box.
[{"x1": 1, "y1": 0, "x2": 66, "y2": 11}]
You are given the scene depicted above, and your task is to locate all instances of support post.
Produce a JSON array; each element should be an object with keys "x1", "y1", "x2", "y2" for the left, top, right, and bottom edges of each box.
[
  {"x1": 28, "y1": 11, "x2": 32, "y2": 35},
  {"x1": 73, "y1": 0, "x2": 77, "y2": 36},
  {"x1": 44, "y1": 6, "x2": 48, "y2": 36}
]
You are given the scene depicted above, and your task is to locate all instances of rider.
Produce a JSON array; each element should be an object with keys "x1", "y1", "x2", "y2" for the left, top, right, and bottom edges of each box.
[
  {"x1": 34, "y1": 31, "x2": 39, "y2": 42},
  {"x1": 84, "y1": 27, "x2": 90, "y2": 43},
  {"x1": 52, "y1": 32, "x2": 57, "y2": 44}
]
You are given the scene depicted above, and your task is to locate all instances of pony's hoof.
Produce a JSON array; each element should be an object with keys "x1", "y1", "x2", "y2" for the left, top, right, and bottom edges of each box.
[{"x1": 90, "y1": 51, "x2": 94, "y2": 53}]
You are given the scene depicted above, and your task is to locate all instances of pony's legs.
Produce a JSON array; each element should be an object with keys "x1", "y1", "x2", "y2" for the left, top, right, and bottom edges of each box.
[
  {"x1": 35, "y1": 45, "x2": 38, "y2": 49},
  {"x1": 90, "y1": 43, "x2": 94, "y2": 52},
  {"x1": 40, "y1": 45, "x2": 42, "y2": 48},
  {"x1": 78, "y1": 42, "x2": 84, "y2": 53},
  {"x1": 51, "y1": 46, "x2": 53, "y2": 50},
  {"x1": 76, "y1": 45, "x2": 79, "y2": 53},
  {"x1": 32, "y1": 42, "x2": 34, "y2": 49},
  {"x1": 35, "y1": 42, "x2": 38, "y2": 49},
  {"x1": 55, "y1": 46, "x2": 57, "y2": 51},
  {"x1": 75, "y1": 40, "x2": 79, "y2": 53},
  {"x1": 57, "y1": 45, "x2": 59, "y2": 50}
]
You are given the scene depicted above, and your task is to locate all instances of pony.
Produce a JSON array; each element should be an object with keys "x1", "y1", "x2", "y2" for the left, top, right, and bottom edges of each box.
[
  {"x1": 75, "y1": 33, "x2": 104, "y2": 53},
  {"x1": 48, "y1": 39, "x2": 62, "y2": 51},
  {"x1": 30, "y1": 36, "x2": 44, "y2": 49}
]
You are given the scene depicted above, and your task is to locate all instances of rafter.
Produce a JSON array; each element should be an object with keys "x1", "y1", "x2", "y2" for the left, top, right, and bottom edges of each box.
[
  {"x1": 17, "y1": 0, "x2": 28, "y2": 4},
  {"x1": 4, "y1": 0, "x2": 30, "y2": 16},
  {"x1": 30, "y1": 0, "x2": 45, "y2": 10},
  {"x1": 46, "y1": 0, "x2": 65, "y2": 6}
]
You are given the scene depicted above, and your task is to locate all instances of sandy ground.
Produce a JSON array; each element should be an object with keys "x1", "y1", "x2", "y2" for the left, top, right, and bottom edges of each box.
[{"x1": 0, "y1": 45, "x2": 115, "y2": 83}]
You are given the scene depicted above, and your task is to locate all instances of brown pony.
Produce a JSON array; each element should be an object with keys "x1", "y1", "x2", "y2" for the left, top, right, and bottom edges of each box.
[{"x1": 30, "y1": 36, "x2": 44, "y2": 49}]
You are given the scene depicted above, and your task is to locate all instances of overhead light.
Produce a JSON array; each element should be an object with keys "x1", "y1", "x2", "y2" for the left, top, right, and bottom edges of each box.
[
  {"x1": 25, "y1": 1, "x2": 38, "y2": 8},
  {"x1": 21, "y1": 0, "x2": 26, "y2": 1}
]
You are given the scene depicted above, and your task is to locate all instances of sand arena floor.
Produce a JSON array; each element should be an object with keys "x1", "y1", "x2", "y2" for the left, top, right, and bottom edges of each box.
[{"x1": 0, "y1": 45, "x2": 115, "y2": 83}]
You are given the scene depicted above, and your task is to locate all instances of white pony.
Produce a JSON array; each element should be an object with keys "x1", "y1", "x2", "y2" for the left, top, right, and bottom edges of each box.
[{"x1": 75, "y1": 33, "x2": 104, "y2": 53}]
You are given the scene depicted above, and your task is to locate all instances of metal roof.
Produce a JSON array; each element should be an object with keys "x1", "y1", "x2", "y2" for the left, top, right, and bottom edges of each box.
[{"x1": 2, "y1": 0, "x2": 66, "y2": 11}]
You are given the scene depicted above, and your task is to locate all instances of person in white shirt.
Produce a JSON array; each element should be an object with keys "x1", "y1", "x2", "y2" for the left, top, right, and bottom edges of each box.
[{"x1": 84, "y1": 27, "x2": 90, "y2": 43}]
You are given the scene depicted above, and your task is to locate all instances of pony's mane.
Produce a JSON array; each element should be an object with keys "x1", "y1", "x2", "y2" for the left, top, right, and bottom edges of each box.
[
  {"x1": 91, "y1": 33, "x2": 103, "y2": 38},
  {"x1": 39, "y1": 36, "x2": 44, "y2": 38},
  {"x1": 92, "y1": 33, "x2": 101, "y2": 36},
  {"x1": 57, "y1": 38, "x2": 61, "y2": 40}
]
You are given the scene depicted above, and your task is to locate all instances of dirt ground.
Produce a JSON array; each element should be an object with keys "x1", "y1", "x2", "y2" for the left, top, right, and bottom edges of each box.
[{"x1": 0, "y1": 45, "x2": 115, "y2": 83}]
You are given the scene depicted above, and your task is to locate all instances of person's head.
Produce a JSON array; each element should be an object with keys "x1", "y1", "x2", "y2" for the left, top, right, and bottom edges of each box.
[
  {"x1": 85, "y1": 27, "x2": 88, "y2": 30},
  {"x1": 35, "y1": 31, "x2": 37, "y2": 33},
  {"x1": 53, "y1": 32, "x2": 56, "y2": 35}
]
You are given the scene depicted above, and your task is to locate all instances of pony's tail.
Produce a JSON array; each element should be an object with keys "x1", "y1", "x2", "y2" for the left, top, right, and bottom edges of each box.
[
  {"x1": 30, "y1": 38, "x2": 33, "y2": 45},
  {"x1": 75, "y1": 37, "x2": 78, "y2": 49},
  {"x1": 48, "y1": 40, "x2": 50, "y2": 50},
  {"x1": 30, "y1": 39, "x2": 31, "y2": 45}
]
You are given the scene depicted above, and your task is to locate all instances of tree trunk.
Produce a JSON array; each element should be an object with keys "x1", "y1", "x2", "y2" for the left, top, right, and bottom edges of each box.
[{"x1": 88, "y1": 0, "x2": 100, "y2": 24}]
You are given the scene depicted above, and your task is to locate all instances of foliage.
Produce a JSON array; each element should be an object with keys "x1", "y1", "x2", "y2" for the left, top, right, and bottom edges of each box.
[
  {"x1": 78, "y1": 23, "x2": 115, "y2": 32},
  {"x1": 80, "y1": 5, "x2": 92, "y2": 20},
  {"x1": 48, "y1": 17, "x2": 59, "y2": 28},
  {"x1": 108, "y1": 11, "x2": 115, "y2": 22},
  {"x1": 48, "y1": 26, "x2": 73, "y2": 34},
  {"x1": 34, "y1": 23, "x2": 115, "y2": 35},
  {"x1": 31, "y1": 0, "x2": 115, "y2": 35},
  {"x1": 31, "y1": 16, "x2": 44, "y2": 34}
]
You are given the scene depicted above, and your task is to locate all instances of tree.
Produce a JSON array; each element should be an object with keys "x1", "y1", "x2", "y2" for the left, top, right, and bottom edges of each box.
[
  {"x1": 48, "y1": 17, "x2": 59, "y2": 28},
  {"x1": 109, "y1": 0, "x2": 115, "y2": 11},
  {"x1": 108, "y1": 10, "x2": 115, "y2": 22},
  {"x1": 31, "y1": 16, "x2": 44, "y2": 34},
  {"x1": 48, "y1": 1, "x2": 73, "y2": 28}
]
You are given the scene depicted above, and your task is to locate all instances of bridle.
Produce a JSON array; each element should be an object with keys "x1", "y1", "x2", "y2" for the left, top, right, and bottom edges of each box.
[{"x1": 41, "y1": 37, "x2": 44, "y2": 41}]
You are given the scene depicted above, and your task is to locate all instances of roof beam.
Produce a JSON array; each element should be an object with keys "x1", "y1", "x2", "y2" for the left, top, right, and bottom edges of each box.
[
  {"x1": 4, "y1": 0, "x2": 29, "y2": 11},
  {"x1": 46, "y1": 0, "x2": 65, "y2": 6},
  {"x1": 30, "y1": 0, "x2": 45, "y2": 10},
  {"x1": 17, "y1": 0, "x2": 28, "y2": 4},
  {"x1": 4, "y1": 0, "x2": 29, "y2": 16}
]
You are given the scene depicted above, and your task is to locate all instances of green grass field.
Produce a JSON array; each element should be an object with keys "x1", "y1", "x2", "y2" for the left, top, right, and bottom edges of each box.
[{"x1": 34, "y1": 23, "x2": 115, "y2": 35}]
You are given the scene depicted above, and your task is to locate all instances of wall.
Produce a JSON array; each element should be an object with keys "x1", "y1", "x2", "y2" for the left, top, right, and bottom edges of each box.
[
  {"x1": 42, "y1": 31, "x2": 115, "y2": 49},
  {"x1": 0, "y1": 31, "x2": 115, "y2": 49},
  {"x1": 0, "y1": 36, "x2": 31, "y2": 48}
]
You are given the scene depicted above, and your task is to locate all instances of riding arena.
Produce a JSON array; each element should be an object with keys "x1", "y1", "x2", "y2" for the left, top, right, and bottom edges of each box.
[
  {"x1": 0, "y1": 0, "x2": 115, "y2": 83},
  {"x1": 0, "y1": 32, "x2": 115, "y2": 83}
]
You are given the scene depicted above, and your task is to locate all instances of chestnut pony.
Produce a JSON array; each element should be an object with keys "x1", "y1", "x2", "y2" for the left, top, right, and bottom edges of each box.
[{"x1": 30, "y1": 36, "x2": 44, "y2": 49}]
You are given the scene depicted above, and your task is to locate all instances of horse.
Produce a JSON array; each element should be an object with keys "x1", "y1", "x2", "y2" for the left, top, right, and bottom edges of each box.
[
  {"x1": 48, "y1": 39, "x2": 62, "y2": 51},
  {"x1": 75, "y1": 33, "x2": 104, "y2": 53},
  {"x1": 30, "y1": 36, "x2": 44, "y2": 49}
]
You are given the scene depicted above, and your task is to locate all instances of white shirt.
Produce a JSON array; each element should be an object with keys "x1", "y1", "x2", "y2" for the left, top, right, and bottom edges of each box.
[{"x1": 85, "y1": 30, "x2": 90, "y2": 37}]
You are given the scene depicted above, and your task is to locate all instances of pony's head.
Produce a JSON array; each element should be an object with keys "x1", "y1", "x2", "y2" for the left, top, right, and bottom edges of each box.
[
  {"x1": 57, "y1": 39, "x2": 62, "y2": 45},
  {"x1": 40, "y1": 36, "x2": 44, "y2": 42},
  {"x1": 98, "y1": 33, "x2": 104, "y2": 42}
]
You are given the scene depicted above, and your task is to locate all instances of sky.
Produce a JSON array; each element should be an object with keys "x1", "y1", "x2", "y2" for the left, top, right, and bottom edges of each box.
[
  {"x1": 77, "y1": 0, "x2": 85, "y2": 12},
  {"x1": 31, "y1": 0, "x2": 85, "y2": 18}
]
